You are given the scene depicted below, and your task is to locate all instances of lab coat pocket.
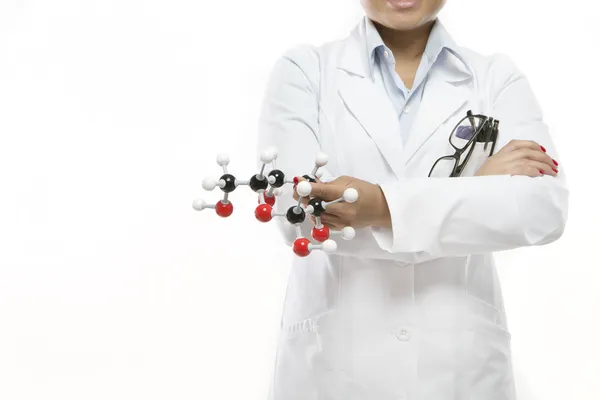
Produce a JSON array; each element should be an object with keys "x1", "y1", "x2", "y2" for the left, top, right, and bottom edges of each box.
[
  {"x1": 464, "y1": 317, "x2": 516, "y2": 400},
  {"x1": 273, "y1": 310, "x2": 352, "y2": 400},
  {"x1": 427, "y1": 137, "x2": 492, "y2": 178},
  {"x1": 457, "y1": 140, "x2": 493, "y2": 177}
]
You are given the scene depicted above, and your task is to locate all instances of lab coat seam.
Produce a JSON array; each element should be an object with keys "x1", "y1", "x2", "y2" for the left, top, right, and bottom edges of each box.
[
  {"x1": 489, "y1": 54, "x2": 524, "y2": 110},
  {"x1": 284, "y1": 47, "x2": 338, "y2": 167},
  {"x1": 282, "y1": 55, "x2": 318, "y2": 97}
]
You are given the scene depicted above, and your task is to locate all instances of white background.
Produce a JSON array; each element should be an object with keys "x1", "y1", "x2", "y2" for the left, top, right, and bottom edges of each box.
[{"x1": 0, "y1": 0, "x2": 598, "y2": 399}]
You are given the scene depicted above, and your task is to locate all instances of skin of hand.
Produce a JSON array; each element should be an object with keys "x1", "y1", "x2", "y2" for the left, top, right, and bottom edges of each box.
[
  {"x1": 293, "y1": 176, "x2": 392, "y2": 231},
  {"x1": 475, "y1": 140, "x2": 559, "y2": 177}
]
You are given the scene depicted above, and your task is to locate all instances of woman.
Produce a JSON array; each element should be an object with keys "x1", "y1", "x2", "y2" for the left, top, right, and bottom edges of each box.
[{"x1": 257, "y1": 1, "x2": 569, "y2": 399}]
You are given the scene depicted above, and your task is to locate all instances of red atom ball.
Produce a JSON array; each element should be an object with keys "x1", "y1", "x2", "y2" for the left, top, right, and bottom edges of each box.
[
  {"x1": 263, "y1": 193, "x2": 276, "y2": 207},
  {"x1": 293, "y1": 238, "x2": 311, "y2": 257},
  {"x1": 215, "y1": 201, "x2": 233, "y2": 218},
  {"x1": 312, "y1": 225, "x2": 330, "y2": 242},
  {"x1": 255, "y1": 204, "x2": 273, "y2": 223},
  {"x1": 258, "y1": 192, "x2": 276, "y2": 207}
]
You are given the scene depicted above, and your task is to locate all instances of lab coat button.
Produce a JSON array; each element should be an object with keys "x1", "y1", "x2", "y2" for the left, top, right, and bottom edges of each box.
[
  {"x1": 396, "y1": 328, "x2": 411, "y2": 341},
  {"x1": 383, "y1": 50, "x2": 390, "y2": 58}
]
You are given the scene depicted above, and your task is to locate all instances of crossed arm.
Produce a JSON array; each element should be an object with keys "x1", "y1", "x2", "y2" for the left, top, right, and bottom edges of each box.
[{"x1": 257, "y1": 48, "x2": 569, "y2": 264}]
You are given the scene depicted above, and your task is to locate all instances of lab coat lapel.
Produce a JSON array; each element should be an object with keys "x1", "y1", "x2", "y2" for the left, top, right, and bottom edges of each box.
[
  {"x1": 336, "y1": 18, "x2": 473, "y2": 176},
  {"x1": 338, "y1": 73, "x2": 405, "y2": 180},
  {"x1": 337, "y1": 21, "x2": 406, "y2": 180},
  {"x1": 401, "y1": 52, "x2": 473, "y2": 166}
]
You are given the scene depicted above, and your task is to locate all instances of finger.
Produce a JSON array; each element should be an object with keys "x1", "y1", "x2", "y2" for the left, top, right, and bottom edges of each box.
[
  {"x1": 524, "y1": 160, "x2": 558, "y2": 176},
  {"x1": 293, "y1": 175, "x2": 306, "y2": 190},
  {"x1": 292, "y1": 194, "x2": 310, "y2": 206},
  {"x1": 499, "y1": 140, "x2": 547, "y2": 154},
  {"x1": 321, "y1": 213, "x2": 344, "y2": 227},
  {"x1": 510, "y1": 148, "x2": 556, "y2": 169},
  {"x1": 322, "y1": 222, "x2": 342, "y2": 231},
  {"x1": 292, "y1": 177, "x2": 303, "y2": 200},
  {"x1": 309, "y1": 182, "x2": 344, "y2": 202},
  {"x1": 322, "y1": 202, "x2": 346, "y2": 216},
  {"x1": 509, "y1": 163, "x2": 546, "y2": 178},
  {"x1": 322, "y1": 219, "x2": 344, "y2": 231}
]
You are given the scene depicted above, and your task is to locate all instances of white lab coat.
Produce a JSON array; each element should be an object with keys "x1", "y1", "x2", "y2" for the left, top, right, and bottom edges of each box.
[{"x1": 257, "y1": 17, "x2": 569, "y2": 400}]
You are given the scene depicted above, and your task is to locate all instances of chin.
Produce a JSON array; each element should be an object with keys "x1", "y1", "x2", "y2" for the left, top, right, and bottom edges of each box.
[
  {"x1": 378, "y1": 14, "x2": 432, "y2": 31},
  {"x1": 364, "y1": 0, "x2": 442, "y2": 31}
]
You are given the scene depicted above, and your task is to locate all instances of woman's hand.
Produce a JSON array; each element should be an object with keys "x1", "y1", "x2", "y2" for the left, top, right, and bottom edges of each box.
[
  {"x1": 475, "y1": 140, "x2": 559, "y2": 177},
  {"x1": 292, "y1": 176, "x2": 391, "y2": 230}
]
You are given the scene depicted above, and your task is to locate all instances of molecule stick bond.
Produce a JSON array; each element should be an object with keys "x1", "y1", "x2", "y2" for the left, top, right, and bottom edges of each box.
[{"x1": 192, "y1": 147, "x2": 357, "y2": 257}]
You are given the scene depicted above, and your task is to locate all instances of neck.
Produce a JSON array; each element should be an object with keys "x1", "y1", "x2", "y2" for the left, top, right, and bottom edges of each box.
[{"x1": 374, "y1": 20, "x2": 435, "y2": 61}]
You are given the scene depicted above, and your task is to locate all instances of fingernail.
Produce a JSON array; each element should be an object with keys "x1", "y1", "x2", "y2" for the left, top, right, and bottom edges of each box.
[
  {"x1": 540, "y1": 145, "x2": 546, "y2": 152},
  {"x1": 539, "y1": 169, "x2": 544, "y2": 175},
  {"x1": 552, "y1": 168, "x2": 558, "y2": 173},
  {"x1": 553, "y1": 159, "x2": 559, "y2": 167}
]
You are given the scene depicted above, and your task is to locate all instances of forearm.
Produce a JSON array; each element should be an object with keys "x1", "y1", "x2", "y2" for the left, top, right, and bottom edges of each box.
[{"x1": 371, "y1": 173, "x2": 569, "y2": 264}]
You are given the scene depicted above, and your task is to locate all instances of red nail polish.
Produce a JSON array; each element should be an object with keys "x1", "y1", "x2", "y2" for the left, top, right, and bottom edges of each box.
[
  {"x1": 552, "y1": 168, "x2": 558, "y2": 173},
  {"x1": 553, "y1": 159, "x2": 559, "y2": 167},
  {"x1": 540, "y1": 145, "x2": 546, "y2": 152},
  {"x1": 539, "y1": 169, "x2": 544, "y2": 174}
]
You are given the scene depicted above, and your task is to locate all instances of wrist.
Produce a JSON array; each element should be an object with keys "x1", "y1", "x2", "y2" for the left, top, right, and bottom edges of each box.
[{"x1": 373, "y1": 184, "x2": 392, "y2": 228}]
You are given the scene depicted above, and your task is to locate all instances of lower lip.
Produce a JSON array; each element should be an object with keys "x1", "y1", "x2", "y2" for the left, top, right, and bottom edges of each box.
[{"x1": 386, "y1": 0, "x2": 418, "y2": 10}]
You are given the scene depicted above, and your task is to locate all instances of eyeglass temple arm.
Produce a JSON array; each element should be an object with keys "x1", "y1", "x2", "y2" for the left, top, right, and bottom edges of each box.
[
  {"x1": 466, "y1": 110, "x2": 476, "y2": 130},
  {"x1": 488, "y1": 120, "x2": 499, "y2": 156},
  {"x1": 453, "y1": 141, "x2": 477, "y2": 177}
]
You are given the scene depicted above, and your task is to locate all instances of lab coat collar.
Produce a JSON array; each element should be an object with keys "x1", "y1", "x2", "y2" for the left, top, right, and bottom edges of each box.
[
  {"x1": 340, "y1": 16, "x2": 472, "y2": 83},
  {"x1": 337, "y1": 17, "x2": 473, "y2": 177}
]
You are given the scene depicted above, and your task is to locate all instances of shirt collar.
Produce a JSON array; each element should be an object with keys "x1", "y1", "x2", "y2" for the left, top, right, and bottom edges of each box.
[
  {"x1": 365, "y1": 17, "x2": 387, "y2": 70},
  {"x1": 365, "y1": 17, "x2": 468, "y2": 78}
]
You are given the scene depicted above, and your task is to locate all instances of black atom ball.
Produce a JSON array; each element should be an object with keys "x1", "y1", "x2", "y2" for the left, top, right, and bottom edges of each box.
[
  {"x1": 219, "y1": 174, "x2": 237, "y2": 193},
  {"x1": 302, "y1": 174, "x2": 317, "y2": 183},
  {"x1": 268, "y1": 169, "x2": 285, "y2": 188},
  {"x1": 249, "y1": 174, "x2": 269, "y2": 192},
  {"x1": 308, "y1": 198, "x2": 326, "y2": 217},
  {"x1": 286, "y1": 206, "x2": 306, "y2": 225}
]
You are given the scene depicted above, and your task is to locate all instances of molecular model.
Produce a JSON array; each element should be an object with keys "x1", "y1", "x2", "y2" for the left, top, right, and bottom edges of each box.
[{"x1": 192, "y1": 147, "x2": 357, "y2": 257}]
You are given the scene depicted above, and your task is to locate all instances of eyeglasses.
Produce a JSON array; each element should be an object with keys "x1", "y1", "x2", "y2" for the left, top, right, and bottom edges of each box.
[{"x1": 428, "y1": 110, "x2": 499, "y2": 178}]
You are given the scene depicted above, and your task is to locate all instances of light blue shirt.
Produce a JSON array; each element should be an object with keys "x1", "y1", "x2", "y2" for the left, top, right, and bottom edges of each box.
[{"x1": 365, "y1": 18, "x2": 454, "y2": 145}]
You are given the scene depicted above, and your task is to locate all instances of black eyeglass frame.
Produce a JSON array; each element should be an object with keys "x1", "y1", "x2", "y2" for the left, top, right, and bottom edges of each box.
[{"x1": 428, "y1": 110, "x2": 499, "y2": 178}]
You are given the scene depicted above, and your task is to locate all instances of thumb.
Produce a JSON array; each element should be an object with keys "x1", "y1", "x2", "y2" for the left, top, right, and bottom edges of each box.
[{"x1": 309, "y1": 182, "x2": 338, "y2": 201}]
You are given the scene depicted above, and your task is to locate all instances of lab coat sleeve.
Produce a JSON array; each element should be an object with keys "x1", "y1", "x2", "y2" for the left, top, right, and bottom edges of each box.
[
  {"x1": 256, "y1": 46, "x2": 337, "y2": 249},
  {"x1": 256, "y1": 46, "x2": 419, "y2": 260},
  {"x1": 370, "y1": 54, "x2": 570, "y2": 264}
]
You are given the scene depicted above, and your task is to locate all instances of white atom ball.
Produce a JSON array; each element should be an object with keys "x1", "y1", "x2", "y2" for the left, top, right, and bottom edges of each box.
[
  {"x1": 192, "y1": 198, "x2": 207, "y2": 211},
  {"x1": 342, "y1": 227, "x2": 356, "y2": 240},
  {"x1": 267, "y1": 146, "x2": 279, "y2": 160},
  {"x1": 315, "y1": 152, "x2": 329, "y2": 167},
  {"x1": 202, "y1": 177, "x2": 217, "y2": 191},
  {"x1": 322, "y1": 240, "x2": 337, "y2": 252},
  {"x1": 216, "y1": 153, "x2": 230, "y2": 166},
  {"x1": 260, "y1": 148, "x2": 276, "y2": 163},
  {"x1": 343, "y1": 188, "x2": 359, "y2": 203},
  {"x1": 296, "y1": 181, "x2": 312, "y2": 197}
]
